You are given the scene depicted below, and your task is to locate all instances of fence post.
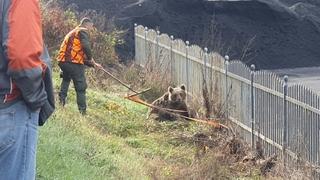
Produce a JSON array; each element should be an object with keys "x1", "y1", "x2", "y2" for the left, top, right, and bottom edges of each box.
[
  {"x1": 144, "y1": 27, "x2": 148, "y2": 66},
  {"x1": 209, "y1": 52, "x2": 213, "y2": 97},
  {"x1": 186, "y1": 41, "x2": 190, "y2": 93},
  {"x1": 283, "y1": 75, "x2": 288, "y2": 166},
  {"x1": 250, "y1": 64, "x2": 256, "y2": 150},
  {"x1": 204, "y1": 48, "x2": 208, "y2": 79},
  {"x1": 134, "y1": 23, "x2": 138, "y2": 64},
  {"x1": 156, "y1": 30, "x2": 160, "y2": 64},
  {"x1": 203, "y1": 48, "x2": 209, "y2": 104},
  {"x1": 170, "y1": 35, "x2": 174, "y2": 81},
  {"x1": 318, "y1": 130, "x2": 320, "y2": 168},
  {"x1": 224, "y1": 55, "x2": 230, "y2": 120}
]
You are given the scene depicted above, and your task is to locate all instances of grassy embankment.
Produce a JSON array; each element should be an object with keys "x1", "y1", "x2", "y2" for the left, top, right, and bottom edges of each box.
[
  {"x1": 37, "y1": 72, "x2": 202, "y2": 179},
  {"x1": 36, "y1": 72, "x2": 262, "y2": 179}
]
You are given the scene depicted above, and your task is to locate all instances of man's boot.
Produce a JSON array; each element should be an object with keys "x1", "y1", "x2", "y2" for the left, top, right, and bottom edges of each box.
[
  {"x1": 79, "y1": 109, "x2": 86, "y2": 116},
  {"x1": 59, "y1": 97, "x2": 66, "y2": 107}
]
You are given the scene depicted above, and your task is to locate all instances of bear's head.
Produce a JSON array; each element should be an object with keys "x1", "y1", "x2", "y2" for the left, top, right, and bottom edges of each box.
[{"x1": 168, "y1": 84, "x2": 187, "y2": 103}]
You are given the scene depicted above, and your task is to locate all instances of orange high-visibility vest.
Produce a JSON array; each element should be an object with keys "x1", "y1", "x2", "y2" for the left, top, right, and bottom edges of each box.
[{"x1": 57, "y1": 27, "x2": 88, "y2": 64}]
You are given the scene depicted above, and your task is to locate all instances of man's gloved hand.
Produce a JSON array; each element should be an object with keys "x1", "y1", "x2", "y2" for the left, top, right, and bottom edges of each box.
[
  {"x1": 84, "y1": 59, "x2": 95, "y2": 67},
  {"x1": 94, "y1": 62, "x2": 103, "y2": 69},
  {"x1": 91, "y1": 58, "x2": 102, "y2": 69}
]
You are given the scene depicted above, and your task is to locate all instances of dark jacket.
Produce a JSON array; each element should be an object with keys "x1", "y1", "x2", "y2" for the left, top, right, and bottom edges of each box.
[
  {"x1": 79, "y1": 30, "x2": 93, "y2": 61},
  {"x1": 79, "y1": 30, "x2": 95, "y2": 67},
  {"x1": 0, "y1": 0, "x2": 55, "y2": 125}
]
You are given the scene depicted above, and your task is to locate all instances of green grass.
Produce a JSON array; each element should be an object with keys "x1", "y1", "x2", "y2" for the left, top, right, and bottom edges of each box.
[
  {"x1": 36, "y1": 73, "x2": 206, "y2": 179},
  {"x1": 36, "y1": 72, "x2": 264, "y2": 179}
]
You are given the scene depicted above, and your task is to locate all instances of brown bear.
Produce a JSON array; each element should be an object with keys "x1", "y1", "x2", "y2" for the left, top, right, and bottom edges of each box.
[{"x1": 149, "y1": 84, "x2": 190, "y2": 121}]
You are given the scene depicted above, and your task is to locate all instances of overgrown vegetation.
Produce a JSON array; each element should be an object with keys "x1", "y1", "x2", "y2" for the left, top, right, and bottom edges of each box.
[
  {"x1": 122, "y1": 62, "x2": 173, "y2": 103},
  {"x1": 37, "y1": 73, "x2": 268, "y2": 179},
  {"x1": 41, "y1": 0, "x2": 123, "y2": 69}
]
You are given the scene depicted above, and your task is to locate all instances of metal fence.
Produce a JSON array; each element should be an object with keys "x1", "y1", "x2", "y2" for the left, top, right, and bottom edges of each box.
[{"x1": 134, "y1": 24, "x2": 320, "y2": 173}]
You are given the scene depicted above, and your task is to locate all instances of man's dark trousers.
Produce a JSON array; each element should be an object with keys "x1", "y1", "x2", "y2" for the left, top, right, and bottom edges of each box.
[{"x1": 59, "y1": 62, "x2": 87, "y2": 113}]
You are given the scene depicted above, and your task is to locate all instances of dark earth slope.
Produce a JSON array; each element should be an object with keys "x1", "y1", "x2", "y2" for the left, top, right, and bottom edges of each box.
[{"x1": 61, "y1": 0, "x2": 320, "y2": 69}]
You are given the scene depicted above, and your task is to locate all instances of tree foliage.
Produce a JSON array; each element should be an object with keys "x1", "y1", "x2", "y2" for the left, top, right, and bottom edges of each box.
[{"x1": 40, "y1": 1, "x2": 123, "y2": 66}]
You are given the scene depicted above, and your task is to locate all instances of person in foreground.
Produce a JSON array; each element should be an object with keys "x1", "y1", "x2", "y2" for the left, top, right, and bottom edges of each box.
[
  {"x1": 57, "y1": 17, "x2": 101, "y2": 115},
  {"x1": 0, "y1": 0, "x2": 55, "y2": 179}
]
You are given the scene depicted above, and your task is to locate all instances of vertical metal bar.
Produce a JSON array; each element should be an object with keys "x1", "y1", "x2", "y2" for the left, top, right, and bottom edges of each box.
[
  {"x1": 299, "y1": 87, "x2": 302, "y2": 160},
  {"x1": 284, "y1": 77, "x2": 290, "y2": 158},
  {"x1": 318, "y1": 97, "x2": 320, "y2": 169},
  {"x1": 186, "y1": 41, "x2": 190, "y2": 94},
  {"x1": 271, "y1": 75, "x2": 275, "y2": 155},
  {"x1": 288, "y1": 86, "x2": 292, "y2": 158},
  {"x1": 295, "y1": 93, "x2": 298, "y2": 162},
  {"x1": 318, "y1": 129, "x2": 320, "y2": 167},
  {"x1": 263, "y1": 73, "x2": 268, "y2": 156},
  {"x1": 302, "y1": 87, "x2": 306, "y2": 161},
  {"x1": 203, "y1": 48, "x2": 209, "y2": 106},
  {"x1": 156, "y1": 30, "x2": 160, "y2": 63},
  {"x1": 250, "y1": 64, "x2": 256, "y2": 150},
  {"x1": 315, "y1": 99, "x2": 318, "y2": 166},
  {"x1": 204, "y1": 48, "x2": 208, "y2": 81},
  {"x1": 134, "y1": 24, "x2": 138, "y2": 64},
  {"x1": 225, "y1": 55, "x2": 230, "y2": 120},
  {"x1": 256, "y1": 84, "x2": 261, "y2": 149},
  {"x1": 283, "y1": 75, "x2": 289, "y2": 166},
  {"x1": 170, "y1": 35, "x2": 174, "y2": 80},
  {"x1": 209, "y1": 53, "x2": 213, "y2": 99},
  {"x1": 304, "y1": 88, "x2": 308, "y2": 162},
  {"x1": 310, "y1": 92, "x2": 312, "y2": 164},
  {"x1": 144, "y1": 27, "x2": 148, "y2": 65},
  {"x1": 271, "y1": 75, "x2": 275, "y2": 154}
]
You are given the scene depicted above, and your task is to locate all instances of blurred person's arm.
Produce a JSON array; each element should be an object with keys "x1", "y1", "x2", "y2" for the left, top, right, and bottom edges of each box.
[{"x1": 4, "y1": 0, "x2": 47, "y2": 111}]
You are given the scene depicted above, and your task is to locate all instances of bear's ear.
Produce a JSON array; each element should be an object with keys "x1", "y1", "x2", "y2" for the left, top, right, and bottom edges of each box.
[
  {"x1": 180, "y1": 84, "x2": 186, "y2": 91},
  {"x1": 168, "y1": 86, "x2": 174, "y2": 93},
  {"x1": 163, "y1": 93, "x2": 169, "y2": 100}
]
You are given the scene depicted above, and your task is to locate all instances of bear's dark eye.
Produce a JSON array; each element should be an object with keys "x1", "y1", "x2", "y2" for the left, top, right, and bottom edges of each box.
[{"x1": 171, "y1": 94, "x2": 177, "y2": 100}]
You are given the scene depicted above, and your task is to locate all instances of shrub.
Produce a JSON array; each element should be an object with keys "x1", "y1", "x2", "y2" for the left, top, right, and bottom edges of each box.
[
  {"x1": 41, "y1": 1, "x2": 125, "y2": 89},
  {"x1": 40, "y1": 1, "x2": 123, "y2": 69},
  {"x1": 41, "y1": 1, "x2": 78, "y2": 57},
  {"x1": 121, "y1": 60, "x2": 173, "y2": 103}
]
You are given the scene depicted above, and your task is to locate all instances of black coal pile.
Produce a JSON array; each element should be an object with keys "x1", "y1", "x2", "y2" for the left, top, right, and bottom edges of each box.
[{"x1": 62, "y1": 0, "x2": 320, "y2": 69}]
